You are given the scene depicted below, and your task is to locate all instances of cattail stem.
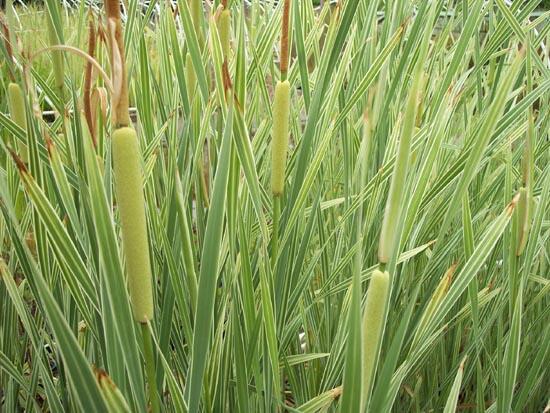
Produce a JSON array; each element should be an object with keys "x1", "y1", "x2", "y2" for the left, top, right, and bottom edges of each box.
[
  {"x1": 141, "y1": 324, "x2": 160, "y2": 413},
  {"x1": 271, "y1": 196, "x2": 281, "y2": 268},
  {"x1": 361, "y1": 269, "x2": 390, "y2": 409}
]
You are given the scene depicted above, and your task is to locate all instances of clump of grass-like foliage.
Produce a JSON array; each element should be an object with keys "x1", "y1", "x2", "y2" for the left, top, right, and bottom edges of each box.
[{"x1": 0, "y1": 0, "x2": 549, "y2": 412}]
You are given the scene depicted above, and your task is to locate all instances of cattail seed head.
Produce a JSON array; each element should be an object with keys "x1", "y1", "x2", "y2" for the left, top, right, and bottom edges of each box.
[
  {"x1": 112, "y1": 127, "x2": 154, "y2": 323},
  {"x1": 218, "y1": 10, "x2": 231, "y2": 61},
  {"x1": 270, "y1": 80, "x2": 291, "y2": 197},
  {"x1": 362, "y1": 269, "x2": 390, "y2": 405},
  {"x1": 7, "y1": 82, "x2": 28, "y2": 162}
]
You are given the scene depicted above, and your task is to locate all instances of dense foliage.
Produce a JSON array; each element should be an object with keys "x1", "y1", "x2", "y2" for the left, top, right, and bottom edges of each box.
[{"x1": 0, "y1": 0, "x2": 549, "y2": 412}]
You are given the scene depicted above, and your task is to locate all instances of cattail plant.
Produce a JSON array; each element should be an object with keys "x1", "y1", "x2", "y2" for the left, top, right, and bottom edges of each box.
[
  {"x1": 270, "y1": 0, "x2": 292, "y2": 198},
  {"x1": 105, "y1": 0, "x2": 153, "y2": 323},
  {"x1": 1, "y1": 2, "x2": 548, "y2": 412},
  {"x1": 365, "y1": 10, "x2": 435, "y2": 410},
  {"x1": 270, "y1": 0, "x2": 292, "y2": 265},
  {"x1": 104, "y1": 1, "x2": 158, "y2": 411}
]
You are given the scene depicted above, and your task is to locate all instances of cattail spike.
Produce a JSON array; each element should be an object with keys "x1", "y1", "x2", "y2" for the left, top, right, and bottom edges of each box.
[
  {"x1": 270, "y1": 80, "x2": 291, "y2": 197},
  {"x1": 361, "y1": 269, "x2": 390, "y2": 408},
  {"x1": 218, "y1": 9, "x2": 231, "y2": 62},
  {"x1": 7, "y1": 82, "x2": 29, "y2": 162},
  {"x1": 112, "y1": 127, "x2": 154, "y2": 323}
]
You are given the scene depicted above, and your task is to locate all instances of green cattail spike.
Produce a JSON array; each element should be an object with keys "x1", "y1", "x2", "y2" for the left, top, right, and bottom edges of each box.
[
  {"x1": 361, "y1": 269, "x2": 390, "y2": 407},
  {"x1": 270, "y1": 80, "x2": 291, "y2": 197},
  {"x1": 218, "y1": 10, "x2": 231, "y2": 61},
  {"x1": 7, "y1": 83, "x2": 28, "y2": 162},
  {"x1": 112, "y1": 127, "x2": 154, "y2": 323}
]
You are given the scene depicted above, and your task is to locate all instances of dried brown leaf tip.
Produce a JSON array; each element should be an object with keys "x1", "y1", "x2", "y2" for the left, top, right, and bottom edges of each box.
[
  {"x1": 222, "y1": 60, "x2": 233, "y2": 98},
  {"x1": 459, "y1": 356, "x2": 467, "y2": 370},
  {"x1": 94, "y1": 367, "x2": 117, "y2": 389},
  {"x1": 8, "y1": 148, "x2": 28, "y2": 174},
  {"x1": 94, "y1": 368, "x2": 109, "y2": 385},
  {"x1": 506, "y1": 192, "x2": 521, "y2": 216},
  {"x1": 446, "y1": 262, "x2": 458, "y2": 285},
  {"x1": 44, "y1": 134, "x2": 54, "y2": 156},
  {"x1": 331, "y1": 386, "x2": 343, "y2": 399}
]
